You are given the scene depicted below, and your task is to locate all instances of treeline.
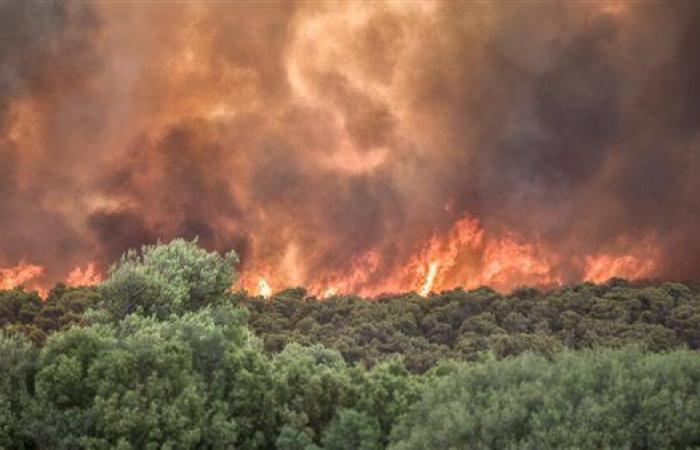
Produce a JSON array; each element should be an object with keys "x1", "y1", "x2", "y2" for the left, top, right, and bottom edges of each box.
[
  {"x1": 1, "y1": 239, "x2": 700, "y2": 449},
  {"x1": 244, "y1": 280, "x2": 700, "y2": 372},
  {"x1": 5, "y1": 275, "x2": 700, "y2": 373},
  {"x1": 0, "y1": 284, "x2": 99, "y2": 345}
]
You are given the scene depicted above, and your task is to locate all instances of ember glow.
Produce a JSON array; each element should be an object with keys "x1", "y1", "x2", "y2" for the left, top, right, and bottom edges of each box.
[{"x1": 1, "y1": 2, "x2": 699, "y2": 296}]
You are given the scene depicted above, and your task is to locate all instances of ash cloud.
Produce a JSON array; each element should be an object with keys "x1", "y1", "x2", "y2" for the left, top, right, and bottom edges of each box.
[{"x1": 1, "y1": 1, "x2": 699, "y2": 290}]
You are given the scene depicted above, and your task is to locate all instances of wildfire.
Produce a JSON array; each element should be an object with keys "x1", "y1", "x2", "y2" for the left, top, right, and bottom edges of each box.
[
  {"x1": 0, "y1": 220, "x2": 662, "y2": 300},
  {"x1": 0, "y1": 263, "x2": 44, "y2": 290},
  {"x1": 0, "y1": 262, "x2": 101, "y2": 297},
  {"x1": 66, "y1": 263, "x2": 103, "y2": 287},
  {"x1": 419, "y1": 261, "x2": 439, "y2": 296},
  {"x1": 584, "y1": 254, "x2": 655, "y2": 283},
  {"x1": 0, "y1": 2, "x2": 691, "y2": 301},
  {"x1": 475, "y1": 236, "x2": 559, "y2": 289},
  {"x1": 323, "y1": 286, "x2": 338, "y2": 298},
  {"x1": 309, "y1": 251, "x2": 382, "y2": 298},
  {"x1": 582, "y1": 236, "x2": 658, "y2": 284},
  {"x1": 257, "y1": 277, "x2": 272, "y2": 298},
  {"x1": 232, "y1": 216, "x2": 660, "y2": 298},
  {"x1": 394, "y1": 217, "x2": 485, "y2": 296}
]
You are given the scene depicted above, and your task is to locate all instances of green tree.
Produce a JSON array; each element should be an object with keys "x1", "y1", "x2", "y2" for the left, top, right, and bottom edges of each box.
[
  {"x1": 0, "y1": 288, "x2": 42, "y2": 327},
  {"x1": 100, "y1": 238, "x2": 239, "y2": 320},
  {"x1": 322, "y1": 409, "x2": 382, "y2": 450},
  {"x1": 0, "y1": 333, "x2": 36, "y2": 448},
  {"x1": 353, "y1": 358, "x2": 425, "y2": 445},
  {"x1": 276, "y1": 426, "x2": 320, "y2": 450},
  {"x1": 272, "y1": 344, "x2": 356, "y2": 443},
  {"x1": 28, "y1": 305, "x2": 277, "y2": 449},
  {"x1": 30, "y1": 325, "x2": 116, "y2": 448}
]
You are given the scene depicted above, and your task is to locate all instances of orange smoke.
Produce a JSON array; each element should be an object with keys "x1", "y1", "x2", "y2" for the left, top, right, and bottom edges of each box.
[{"x1": 0, "y1": 2, "x2": 695, "y2": 297}]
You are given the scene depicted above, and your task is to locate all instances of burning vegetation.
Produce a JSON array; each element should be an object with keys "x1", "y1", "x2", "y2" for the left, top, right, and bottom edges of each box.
[{"x1": 1, "y1": 2, "x2": 699, "y2": 297}]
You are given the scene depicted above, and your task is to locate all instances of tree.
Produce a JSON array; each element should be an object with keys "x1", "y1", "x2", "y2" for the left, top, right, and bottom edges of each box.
[
  {"x1": 322, "y1": 409, "x2": 382, "y2": 450},
  {"x1": 276, "y1": 426, "x2": 320, "y2": 450},
  {"x1": 353, "y1": 358, "x2": 425, "y2": 445},
  {"x1": 28, "y1": 305, "x2": 277, "y2": 449},
  {"x1": 99, "y1": 238, "x2": 239, "y2": 320},
  {"x1": 272, "y1": 344, "x2": 356, "y2": 443},
  {"x1": 29, "y1": 324, "x2": 116, "y2": 448},
  {"x1": 0, "y1": 333, "x2": 36, "y2": 448},
  {"x1": 0, "y1": 288, "x2": 42, "y2": 327}
]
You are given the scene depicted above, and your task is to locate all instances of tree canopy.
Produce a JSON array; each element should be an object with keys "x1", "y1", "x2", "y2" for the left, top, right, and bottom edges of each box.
[{"x1": 99, "y1": 238, "x2": 238, "y2": 321}]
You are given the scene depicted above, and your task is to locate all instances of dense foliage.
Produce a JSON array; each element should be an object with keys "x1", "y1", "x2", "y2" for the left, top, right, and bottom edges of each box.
[
  {"x1": 244, "y1": 281, "x2": 700, "y2": 372},
  {"x1": 100, "y1": 238, "x2": 239, "y2": 321},
  {"x1": 0, "y1": 284, "x2": 99, "y2": 345},
  {"x1": 0, "y1": 306, "x2": 421, "y2": 449},
  {"x1": 390, "y1": 348, "x2": 700, "y2": 449},
  {"x1": 1, "y1": 240, "x2": 700, "y2": 449}
]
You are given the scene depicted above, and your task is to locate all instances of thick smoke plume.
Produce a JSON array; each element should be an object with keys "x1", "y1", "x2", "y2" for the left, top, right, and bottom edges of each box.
[{"x1": 1, "y1": 1, "x2": 699, "y2": 295}]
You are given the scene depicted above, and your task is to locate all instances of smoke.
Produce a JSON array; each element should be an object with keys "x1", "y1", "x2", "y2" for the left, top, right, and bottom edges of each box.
[{"x1": 0, "y1": 1, "x2": 699, "y2": 294}]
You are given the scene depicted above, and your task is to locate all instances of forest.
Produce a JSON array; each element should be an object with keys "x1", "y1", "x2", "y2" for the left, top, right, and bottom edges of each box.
[{"x1": 2, "y1": 240, "x2": 700, "y2": 449}]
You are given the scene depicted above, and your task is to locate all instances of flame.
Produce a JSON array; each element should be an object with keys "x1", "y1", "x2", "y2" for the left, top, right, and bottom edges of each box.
[
  {"x1": 476, "y1": 236, "x2": 559, "y2": 289},
  {"x1": 399, "y1": 221, "x2": 561, "y2": 294},
  {"x1": 257, "y1": 277, "x2": 272, "y2": 298},
  {"x1": 0, "y1": 263, "x2": 44, "y2": 290},
  {"x1": 308, "y1": 250, "x2": 381, "y2": 298},
  {"x1": 323, "y1": 286, "x2": 338, "y2": 298},
  {"x1": 584, "y1": 254, "x2": 655, "y2": 283},
  {"x1": 583, "y1": 237, "x2": 658, "y2": 283},
  {"x1": 235, "y1": 216, "x2": 660, "y2": 297},
  {"x1": 406, "y1": 217, "x2": 484, "y2": 293},
  {"x1": 418, "y1": 261, "x2": 439, "y2": 296},
  {"x1": 0, "y1": 219, "x2": 660, "y2": 300},
  {"x1": 66, "y1": 263, "x2": 103, "y2": 287},
  {"x1": 302, "y1": 217, "x2": 559, "y2": 296}
]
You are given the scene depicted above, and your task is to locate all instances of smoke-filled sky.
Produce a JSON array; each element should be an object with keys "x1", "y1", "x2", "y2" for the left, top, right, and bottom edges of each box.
[{"x1": 1, "y1": 1, "x2": 699, "y2": 296}]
